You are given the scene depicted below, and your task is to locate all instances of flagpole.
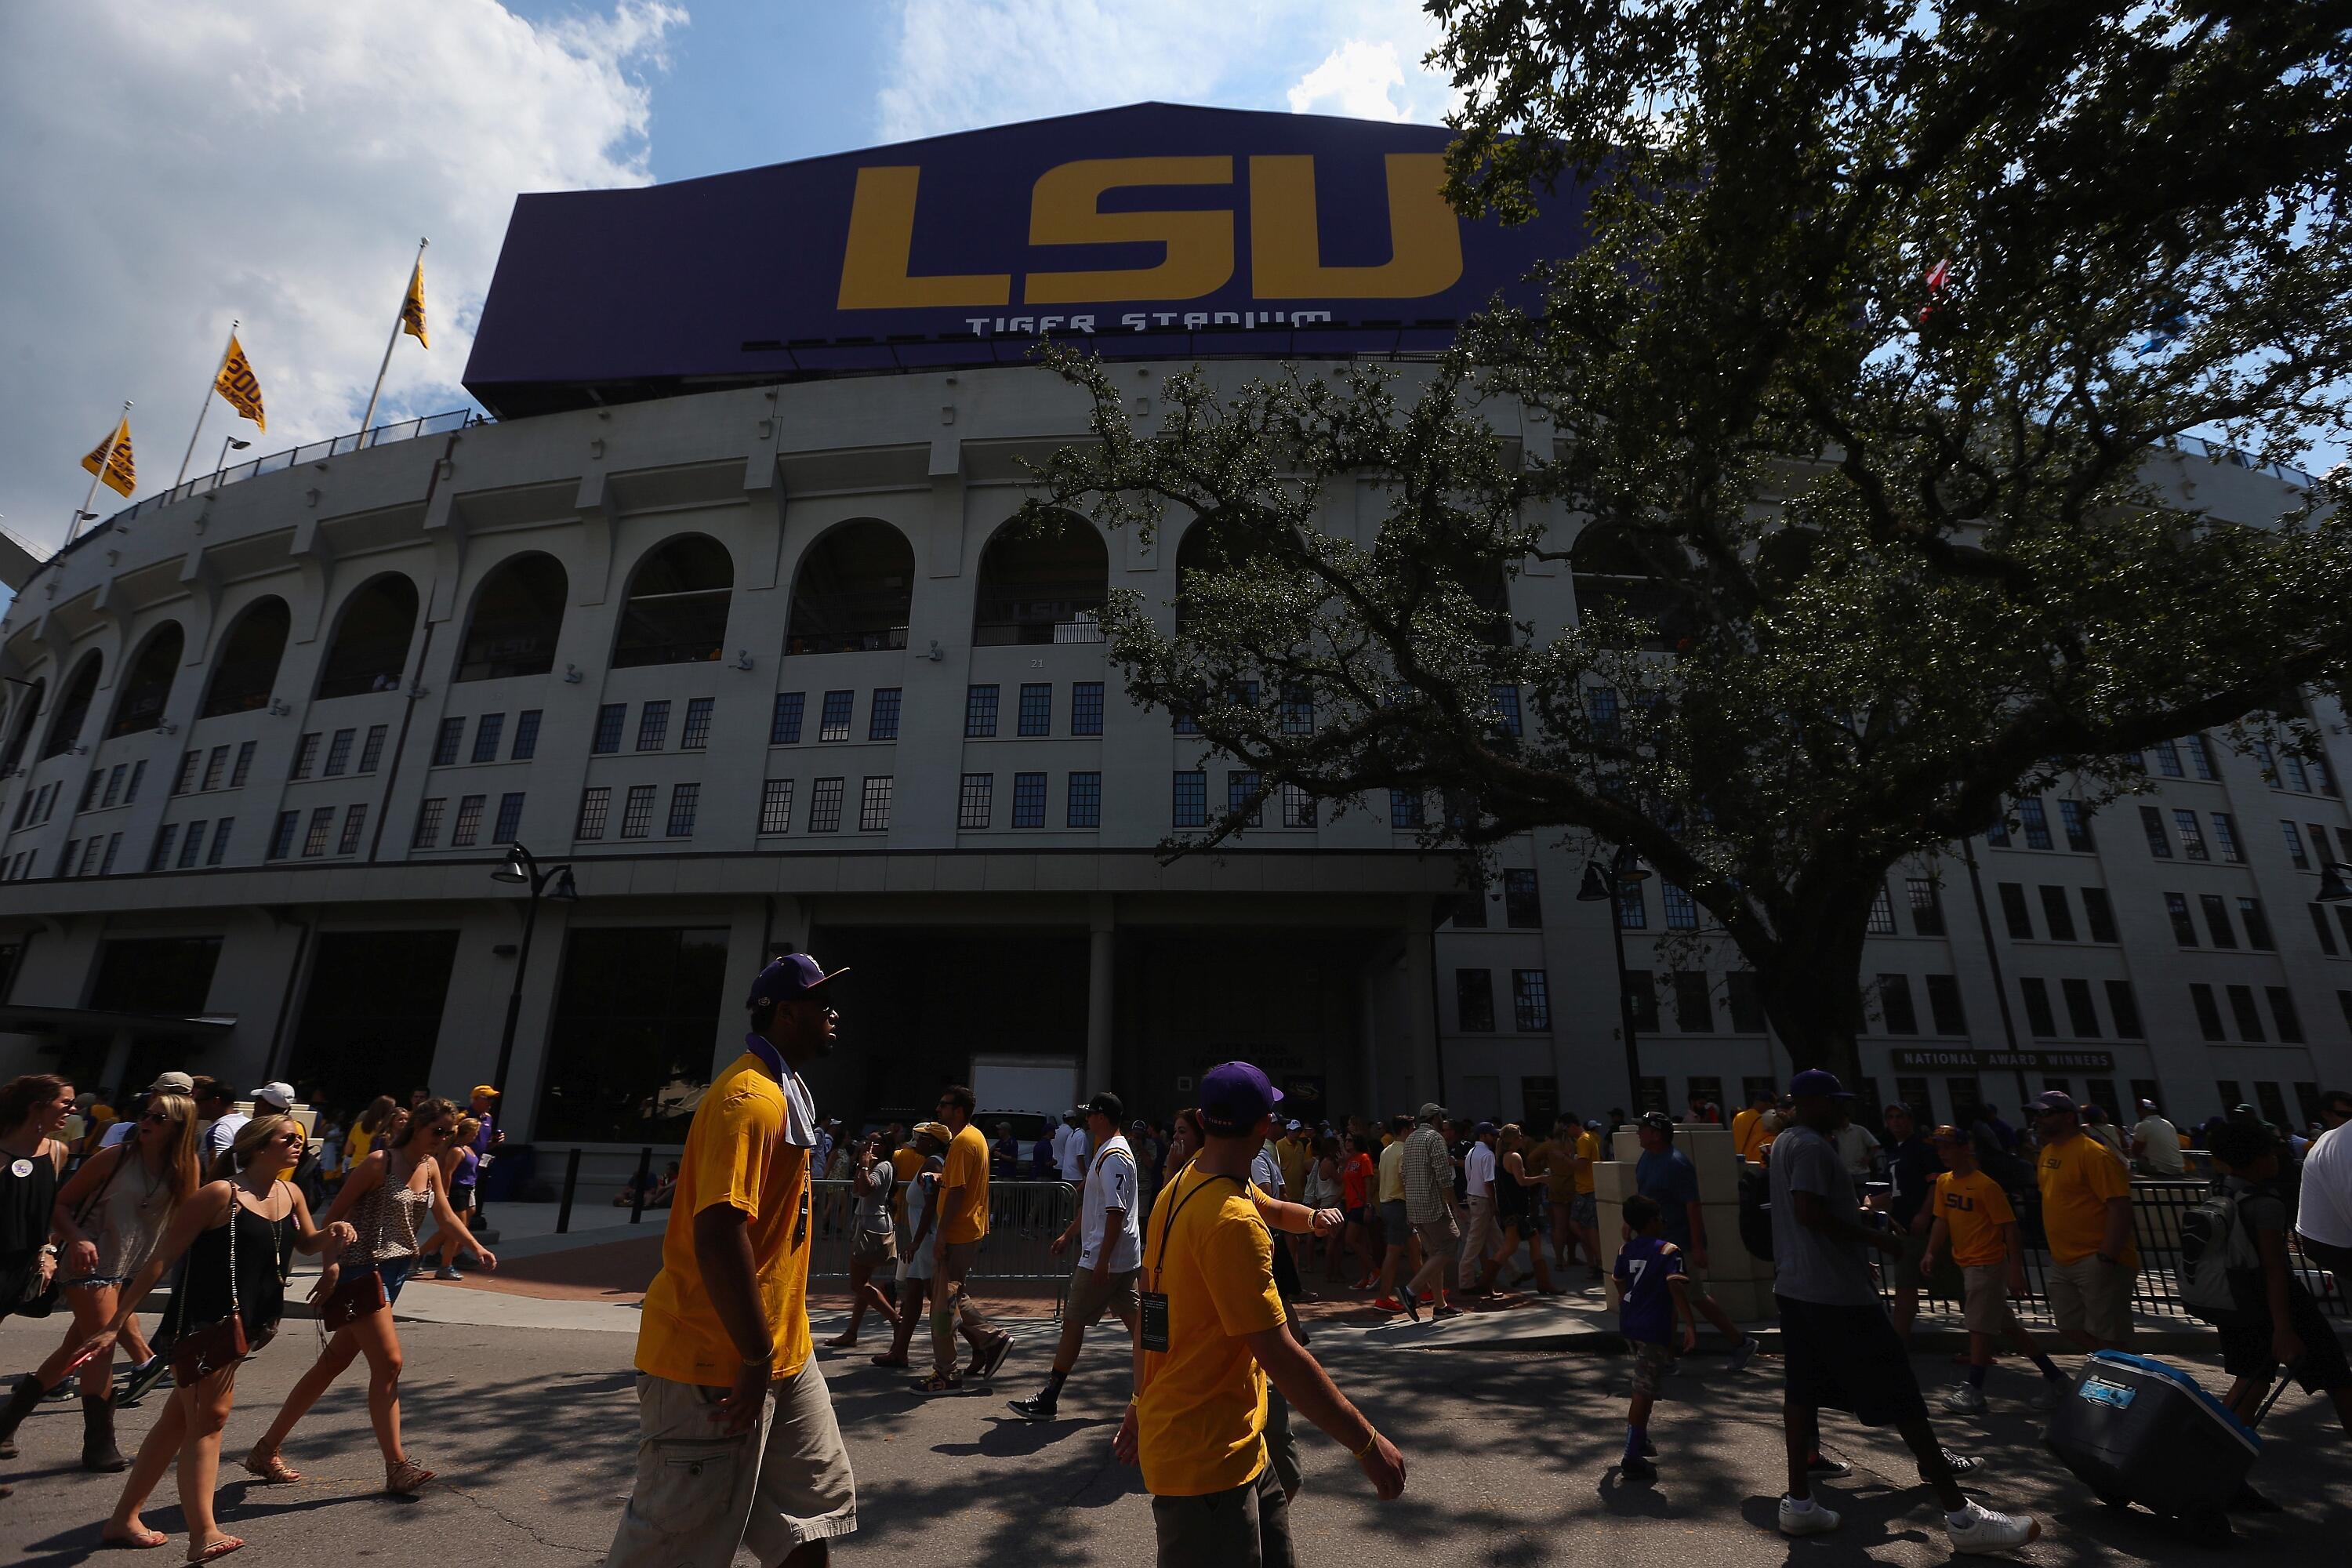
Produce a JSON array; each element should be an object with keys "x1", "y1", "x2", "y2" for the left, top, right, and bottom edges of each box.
[
  {"x1": 68, "y1": 400, "x2": 132, "y2": 545},
  {"x1": 359, "y1": 238, "x2": 428, "y2": 444},
  {"x1": 176, "y1": 319, "x2": 239, "y2": 488}
]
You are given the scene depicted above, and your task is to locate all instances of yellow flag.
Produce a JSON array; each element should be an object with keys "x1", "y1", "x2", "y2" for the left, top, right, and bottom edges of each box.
[
  {"x1": 214, "y1": 332, "x2": 267, "y2": 431},
  {"x1": 400, "y1": 259, "x2": 428, "y2": 348},
  {"x1": 80, "y1": 417, "x2": 136, "y2": 499}
]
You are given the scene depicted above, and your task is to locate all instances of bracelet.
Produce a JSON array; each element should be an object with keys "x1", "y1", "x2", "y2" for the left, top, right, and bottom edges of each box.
[
  {"x1": 1352, "y1": 1427, "x2": 1381, "y2": 1461},
  {"x1": 743, "y1": 1351, "x2": 774, "y2": 1367}
]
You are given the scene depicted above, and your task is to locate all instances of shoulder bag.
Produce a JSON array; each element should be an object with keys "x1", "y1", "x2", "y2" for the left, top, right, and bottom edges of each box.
[{"x1": 172, "y1": 1195, "x2": 249, "y2": 1383}]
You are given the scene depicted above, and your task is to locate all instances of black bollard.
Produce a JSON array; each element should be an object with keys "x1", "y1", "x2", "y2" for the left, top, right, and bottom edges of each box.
[
  {"x1": 555, "y1": 1146, "x2": 583, "y2": 1235},
  {"x1": 629, "y1": 1145, "x2": 653, "y2": 1224}
]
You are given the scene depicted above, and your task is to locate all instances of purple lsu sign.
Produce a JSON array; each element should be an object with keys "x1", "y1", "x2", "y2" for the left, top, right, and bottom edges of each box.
[{"x1": 462, "y1": 103, "x2": 1592, "y2": 416}]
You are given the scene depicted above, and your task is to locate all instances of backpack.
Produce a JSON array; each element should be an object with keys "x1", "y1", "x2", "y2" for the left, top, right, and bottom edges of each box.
[
  {"x1": 1737, "y1": 1166, "x2": 1774, "y2": 1262},
  {"x1": 2178, "y1": 1183, "x2": 2267, "y2": 1327}
]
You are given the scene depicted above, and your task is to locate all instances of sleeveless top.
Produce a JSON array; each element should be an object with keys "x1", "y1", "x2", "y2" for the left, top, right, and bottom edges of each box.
[
  {"x1": 339, "y1": 1157, "x2": 434, "y2": 1267},
  {"x1": 1494, "y1": 1158, "x2": 1531, "y2": 1222},
  {"x1": 1, "y1": 1142, "x2": 62, "y2": 1312},
  {"x1": 64, "y1": 1149, "x2": 176, "y2": 1283},
  {"x1": 162, "y1": 1192, "x2": 295, "y2": 1345}
]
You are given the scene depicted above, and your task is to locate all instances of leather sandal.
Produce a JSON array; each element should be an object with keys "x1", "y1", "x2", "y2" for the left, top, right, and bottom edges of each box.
[
  {"x1": 186, "y1": 1537, "x2": 245, "y2": 1563},
  {"x1": 241, "y1": 1446, "x2": 300, "y2": 1484},
  {"x1": 384, "y1": 1459, "x2": 436, "y2": 1494}
]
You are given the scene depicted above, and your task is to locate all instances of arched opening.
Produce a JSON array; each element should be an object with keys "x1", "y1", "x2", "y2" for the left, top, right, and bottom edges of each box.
[
  {"x1": 200, "y1": 598, "x2": 290, "y2": 718},
  {"x1": 42, "y1": 653, "x2": 103, "y2": 760},
  {"x1": 107, "y1": 623, "x2": 186, "y2": 738},
  {"x1": 614, "y1": 535, "x2": 735, "y2": 667},
  {"x1": 1570, "y1": 525, "x2": 1676, "y2": 650},
  {"x1": 455, "y1": 553, "x2": 568, "y2": 682},
  {"x1": 786, "y1": 521, "x2": 913, "y2": 655},
  {"x1": 1, "y1": 680, "x2": 44, "y2": 771},
  {"x1": 314, "y1": 575, "x2": 419, "y2": 699},
  {"x1": 1173, "y1": 513, "x2": 1275, "y2": 637},
  {"x1": 972, "y1": 513, "x2": 1109, "y2": 645}
]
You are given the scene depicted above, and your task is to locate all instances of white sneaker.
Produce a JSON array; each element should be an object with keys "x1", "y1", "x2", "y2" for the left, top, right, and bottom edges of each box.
[
  {"x1": 1945, "y1": 1503, "x2": 2041, "y2": 1554},
  {"x1": 1778, "y1": 1497, "x2": 1842, "y2": 1537},
  {"x1": 1941, "y1": 1383, "x2": 1987, "y2": 1414}
]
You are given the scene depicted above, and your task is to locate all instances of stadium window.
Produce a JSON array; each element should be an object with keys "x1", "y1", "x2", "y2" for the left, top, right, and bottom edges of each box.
[
  {"x1": 176, "y1": 824, "x2": 205, "y2": 870},
  {"x1": 2038, "y1": 886, "x2": 2077, "y2": 941},
  {"x1": 2209, "y1": 812, "x2": 2241, "y2": 862},
  {"x1": 2081, "y1": 886, "x2": 2119, "y2": 943},
  {"x1": 1662, "y1": 880, "x2": 1699, "y2": 930},
  {"x1": 323, "y1": 730, "x2": 359, "y2": 778},
  {"x1": 430, "y1": 718, "x2": 464, "y2": 767},
  {"x1": 1070, "y1": 681, "x2": 1104, "y2": 736},
  {"x1": 1514, "y1": 970, "x2": 1552, "y2": 1032},
  {"x1": 592, "y1": 703, "x2": 626, "y2": 754},
  {"x1": 2238, "y1": 898, "x2": 2274, "y2": 950},
  {"x1": 1066, "y1": 771, "x2": 1102, "y2": 828},
  {"x1": 636, "y1": 701, "x2": 670, "y2": 752},
  {"x1": 454, "y1": 552, "x2": 567, "y2": 681},
  {"x1": 100, "y1": 764, "x2": 126, "y2": 809},
  {"x1": 2267, "y1": 986, "x2": 2305, "y2": 1044},
  {"x1": 124, "y1": 760, "x2": 147, "y2": 804},
  {"x1": 971, "y1": 511, "x2": 1105, "y2": 645},
  {"x1": 757, "y1": 779, "x2": 793, "y2": 835},
  {"x1": 808, "y1": 778, "x2": 844, "y2": 833},
  {"x1": 492, "y1": 793, "x2": 525, "y2": 844},
  {"x1": 2227, "y1": 984, "x2": 2265, "y2": 1042},
  {"x1": 1172, "y1": 771, "x2": 1207, "y2": 828},
  {"x1": 1280, "y1": 784, "x2": 1316, "y2": 828},
  {"x1": 1490, "y1": 684, "x2": 1523, "y2": 737},
  {"x1": 314, "y1": 575, "x2": 418, "y2": 699},
  {"x1": 509, "y1": 713, "x2": 538, "y2": 762},
  {"x1": 263, "y1": 814, "x2": 296, "y2": 862},
  {"x1": 858, "y1": 776, "x2": 893, "y2": 832},
  {"x1": 409, "y1": 800, "x2": 444, "y2": 850},
  {"x1": 613, "y1": 535, "x2": 734, "y2": 667},
  {"x1": 2200, "y1": 892, "x2": 2237, "y2": 948},
  {"x1": 959, "y1": 774, "x2": 994, "y2": 829},
  {"x1": 1011, "y1": 772, "x2": 1046, "y2": 828},
  {"x1": 1504, "y1": 869, "x2": 1541, "y2": 929},
  {"x1": 1390, "y1": 789, "x2": 1425, "y2": 829},
  {"x1": 2057, "y1": 800, "x2": 2095, "y2": 851},
  {"x1": 336, "y1": 804, "x2": 368, "y2": 856},
  {"x1": 771, "y1": 693, "x2": 806, "y2": 745},
  {"x1": 1878, "y1": 975, "x2": 1918, "y2": 1035},
  {"x1": 1925, "y1": 974, "x2": 1967, "y2": 1035},
  {"x1": 1623, "y1": 971, "x2": 1660, "y2": 1033},
  {"x1": 471, "y1": 713, "x2": 506, "y2": 764},
  {"x1": 574, "y1": 787, "x2": 610, "y2": 841},
  {"x1": 788, "y1": 520, "x2": 915, "y2": 654},
  {"x1": 198, "y1": 745, "x2": 228, "y2": 792},
  {"x1": 450, "y1": 794, "x2": 486, "y2": 848},
  {"x1": 1907, "y1": 877, "x2": 1945, "y2": 935},
  {"x1": 1456, "y1": 969, "x2": 1496, "y2": 1032},
  {"x1": 2172, "y1": 808, "x2": 2208, "y2": 860},
  {"x1": 2165, "y1": 892, "x2": 2198, "y2": 946},
  {"x1": 1617, "y1": 882, "x2": 1647, "y2": 929},
  {"x1": 2019, "y1": 978, "x2": 2057, "y2": 1038},
  {"x1": 2188, "y1": 734, "x2": 2220, "y2": 780},
  {"x1": 1018, "y1": 683, "x2": 1052, "y2": 737},
  {"x1": 2105, "y1": 981, "x2": 2143, "y2": 1039},
  {"x1": 293, "y1": 732, "x2": 324, "y2": 779},
  {"x1": 819, "y1": 690, "x2": 855, "y2": 742},
  {"x1": 866, "y1": 688, "x2": 901, "y2": 742},
  {"x1": 300, "y1": 806, "x2": 336, "y2": 858},
  {"x1": 1673, "y1": 971, "x2": 1714, "y2": 1033},
  {"x1": 2281, "y1": 821, "x2": 2310, "y2": 868},
  {"x1": 1280, "y1": 684, "x2": 1315, "y2": 735},
  {"x1": 1227, "y1": 771, "x2": 1262, "y2": 826},
  {"x1": 2018, "y1": 797, "x2": 2053, "y2": 849},
  {"x1": 1867, "y1": 884, "x2": 1897, "y2": 934},
  {"x1": 619, "y1": 784, "x2": 658, "y2": 839},
  {"x1": 2154, "y1": 739, "x2": 2184, "y2": 777},
  {"x1": 2062, "y1": 978, "x2": 2101, "y2": 1037},
  {"x1": 1726, "y1": 971, "x2": 1766, "y2": 1033},
  {"x1": 964, "y1": 684, "x2": 999, "y2": 738},
  {"x1": 2138, "y1": 805, "x2": 2171, "y2": 858},
  {"x1": 666, "y1": 783, "x2": 700, "y2": 838},
  {"x1": 682, "y1": 698, "x2": 714, "y2": 750},
  {"x1": 1997, "y1": 882, "x2": 2032, "y2": 939},
  {"x1": 1985, "y1": 814, "x2": 2009, "y2": 847}
]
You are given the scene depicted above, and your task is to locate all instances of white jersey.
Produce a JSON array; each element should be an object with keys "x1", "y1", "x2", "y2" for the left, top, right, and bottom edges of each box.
[{"x1": 1077, "y1": 1134, "x2": 1142, "y2": 1272}]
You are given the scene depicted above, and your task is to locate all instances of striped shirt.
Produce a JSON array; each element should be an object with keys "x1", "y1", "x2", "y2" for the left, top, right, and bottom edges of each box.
[{"x1": 1403, "y1": 1123, "x2": 1454, "y2": 1224}]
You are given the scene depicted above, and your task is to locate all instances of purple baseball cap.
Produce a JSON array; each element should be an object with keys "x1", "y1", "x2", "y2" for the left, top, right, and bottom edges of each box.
[
  {"x1": 2028, "y1": 1090, "x2": 2078, "y2": 1115},
  {"x1": 746, "y1": 953, "x2": 847, "y2": 1010},
  {"x1": 1200, "y1": 1061, "x2": 1282, "y2": 1135},
  {"x1": 1788, "y1": 1069, "x2": 1856, "y2": 1101}
]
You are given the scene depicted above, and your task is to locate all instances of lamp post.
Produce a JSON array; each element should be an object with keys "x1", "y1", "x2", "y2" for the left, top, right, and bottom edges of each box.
[
  {"x1": 485, "y1": 841, "x2": 575, "y2": 1221},
  {"x1": 214, "y1": 435, "x2": 251, "y2": 482},
  {"x1": 1577, "y1": 846, "x2": 1654, "y2": 1115},
  {"x1": 2318, "y1": 861, "x2": 2352, "y2": 904}
]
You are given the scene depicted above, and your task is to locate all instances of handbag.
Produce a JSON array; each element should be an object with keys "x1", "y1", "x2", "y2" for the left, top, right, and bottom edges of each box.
[
  {"x1": 321, "y1": 1263, "x2": 388, "y2": 1331},
  {"x1": 171, "y1": 1196, "x2": 249, "y2": 1384}
]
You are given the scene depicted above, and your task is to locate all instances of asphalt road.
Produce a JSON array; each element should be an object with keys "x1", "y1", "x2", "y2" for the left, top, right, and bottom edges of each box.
[{"x1": 4, "y1": 1315, "x2": 2347, "y2": 1566}]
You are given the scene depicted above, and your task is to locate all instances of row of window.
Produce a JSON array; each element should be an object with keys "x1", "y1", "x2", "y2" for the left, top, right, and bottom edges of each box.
[
  {"x1": 955, "y1": 772, "x2": 1104, "y2": 829},
  {"x1": 1454, "y1": 967, "x2": 1553, "y2": 1033},
  {"x1": 1987, "y1": 797, "x2": 2099, "y2": 851},
  {"x1": 1994, "y1": 881, "x2": 2122, "y2": 943},
  {"x1": 265, "y1": 804, "x2": 373, "y2": 860},
  {"x1": 2015, "y1": 975, "x2": 2146, "y2": 1040},
  {"x1": 1171, "y1": 771, "x2": 1319, "y2": 829},
  {"x1": 9, "y1": 779, "x2": 65, "y2": 832},
  {"x1": 76, "y1": 760, "x2": 153, "y2": 815},
  {"x1": 2185, "y1": 981, "x2": 2315, "y2": 1044},
  {"x1": 1450, "y1": 869, "x2": 1544, "y2": 930},
  {"x1": 2134, "y1": 732, "x2": 2340, "y2": 798},
  {"x1": 289, "y1": 724, "x2": 399, "y2": 781},
  {"x1": 586, "y1": 701, "x2": 706, "y2": 757},
  {"x1": 411, "y1": 793, "x2": 528, "y2": 851}
]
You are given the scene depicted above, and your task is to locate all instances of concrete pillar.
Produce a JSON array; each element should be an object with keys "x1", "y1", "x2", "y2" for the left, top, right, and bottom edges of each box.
[
  {"x1": 1086, "y1": 895, "x2": 1114, "y2": 1096},
  {"x1": 1358, "y1": 965, "x2": 1380, "y2": 1116},
  {"x1": 1399, "y1": 910, "x2": 1440, "y2": 1109},
  {"x1": 100, "y1": 1026, "x2": 136, "y2": 1102}
]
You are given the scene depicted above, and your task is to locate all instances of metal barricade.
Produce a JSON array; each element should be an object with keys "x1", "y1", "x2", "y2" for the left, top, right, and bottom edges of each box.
[{"x1": 807, "y1": 1178, "x2": 1078, "y2": 1316}]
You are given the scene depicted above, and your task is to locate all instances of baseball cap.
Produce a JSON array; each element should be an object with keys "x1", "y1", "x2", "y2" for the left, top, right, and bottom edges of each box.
[
  {"x1": 746, "y1": 953, "x2": 847, "y2": 1009},
  {"x1": 2137, "y1": 1098, "x2": 2159, "y2": 1112},
  {"x1": 1928, "y1": 1124, "x2": 1970, "y2": 1145},
  {"x1": 147, "y1": 1070, "x2": 194, "y2": 1094},
  {"x1": 2028, "y1": 1090, "x2": 2078, "y2": 1114},
  {"x1": 913, "y1": 1120, "x2": 951, "y2": 1144},
  {"x1": 1285, "y1": 1119, "x2": 1302, "y2": 1131},
  {"x1": 471, "y1": 1083, "x2": 502, "y2": 1101},
  {"x1": 1200, "y1": 1062, "x2": 1281, "y2": 1136},
  {"x1": 249, "y1": 1081, "x2": 296, "y2": 1109},
  {"x1": 1084, "y1": 1091, "x2": 1124, "y2": 1124},
  {"x1": 1788, "y1": 1069, "x2": 1856, "y2": 1100},
  {"x1": 1417, "y1": 1102, "x2": 1447, "y2": 1122},
  {"x1": 1475, "y1": 1120, "x2": 1498, "y2": 1136},
  {"x1": 1638, "y1": 1109, "x2": 1675, "y2": 1134}
]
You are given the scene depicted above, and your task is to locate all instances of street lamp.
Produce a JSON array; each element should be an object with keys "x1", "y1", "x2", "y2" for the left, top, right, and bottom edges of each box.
[
  {"x1": 485, "y1": 842, "x2": 575, "y2": 1218},
  {"x1": 1577, "y1": 845, "x2": 1654, "y2": 1115},
  {"x1": 215, "y1": 435, "x2": 251, "y2": 478},
  {"x1": 2317, "y1": 862, "x2": 2352, "y2": 902}
]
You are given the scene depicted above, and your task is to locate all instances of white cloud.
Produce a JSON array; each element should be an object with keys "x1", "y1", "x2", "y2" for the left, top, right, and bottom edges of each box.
[
  {"x1": 873, "y1": 0, "x2": 1457, "y2": 142},
  {"x1": 0, "y1": 0, "x2": 681, "y2": 554}
]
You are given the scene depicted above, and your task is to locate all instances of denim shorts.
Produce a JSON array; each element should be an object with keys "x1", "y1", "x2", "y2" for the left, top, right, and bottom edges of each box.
[{"x1": 376, "y1": 1258, "x2": 416, "y2": 1305}]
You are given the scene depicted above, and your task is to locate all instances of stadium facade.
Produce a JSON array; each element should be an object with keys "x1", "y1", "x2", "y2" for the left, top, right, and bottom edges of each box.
[{"x1": 2, "y1": 105, "x2": 2346, "y2": 1159}]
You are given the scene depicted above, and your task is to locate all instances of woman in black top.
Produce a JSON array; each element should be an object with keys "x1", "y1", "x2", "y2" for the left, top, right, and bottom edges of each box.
[
  {"x1": 0, "y1": 1073, "x2": 77, "y2": 1485},
  {"x1": 74, "y1": 1113, "x2": 354, "y2": 1561}
]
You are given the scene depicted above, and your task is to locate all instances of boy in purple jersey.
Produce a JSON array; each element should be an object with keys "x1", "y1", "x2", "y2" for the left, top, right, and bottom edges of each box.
[{"x1": 1610, "y1": 1194, "x2": 1696, "y2": 1481}]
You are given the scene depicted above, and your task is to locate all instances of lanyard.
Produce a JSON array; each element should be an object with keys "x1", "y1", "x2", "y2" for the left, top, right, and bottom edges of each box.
[{"x1": 1145, "y1": 1169, "x2": 1248, "y2": 1294}]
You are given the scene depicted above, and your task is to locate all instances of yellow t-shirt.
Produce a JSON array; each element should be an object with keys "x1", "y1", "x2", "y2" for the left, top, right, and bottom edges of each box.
[
  {"x1": 2037, "y1": 1132, "x2": 2138, "y2": 1267},
  {"x1": 1376, "y1": 1140, "x2": 1406, "y2": 1205},
  {"x1": 1933, "y1": 1167, "x2": 2016, "y2": 1268},
  {"x1": 636, "y1": 1052, "x2": 814, "y2": 1385},
  {"x1": 1573, "y1": 1131, "x2": 1599, "y2": 1195},
  {"x1": 942, "y1": 1122, "x2": 991, "y2": 1244},
  {"x1": 1137, "y1": 1166, "x2": 1287, "y2": 1498},
  {"x1": 1543, "y1": 1138, "x2": 1577, "y2": 1200},
  {"x1": 1732, "y1": 1107, "x2": 1766, "y2": 1163},
  {"x1": 343, "y1": 1122, "x2": 372, "y2": 1172},
  {"x1": 1277, "y1": 1138, "x2": 1311, "y2": 1199}
]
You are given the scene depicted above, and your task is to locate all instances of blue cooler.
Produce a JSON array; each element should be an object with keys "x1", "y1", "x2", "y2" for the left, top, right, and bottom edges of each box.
[{"x1": 2045, "y1": 1352, "x2": 2259, "y2": 1522}]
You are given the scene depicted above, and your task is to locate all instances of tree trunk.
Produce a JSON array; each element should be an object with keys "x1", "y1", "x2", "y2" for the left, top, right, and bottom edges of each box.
[{"x1": 1753, "y1": 920, "x2": 1872, "y2": 1087}]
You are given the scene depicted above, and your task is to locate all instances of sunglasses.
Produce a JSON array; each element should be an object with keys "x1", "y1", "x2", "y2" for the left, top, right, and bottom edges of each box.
[
  {"x1": 428, "y1": 1124, "x2": 456, "y2": 1139},
  {"x1": 142, "y1": 1110, "x2": 173, "y2": 1125}
]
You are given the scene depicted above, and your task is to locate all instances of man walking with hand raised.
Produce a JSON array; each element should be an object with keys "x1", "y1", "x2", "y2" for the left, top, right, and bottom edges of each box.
[
  {"x1": 606, "y1": 953, "x2": 857, "y2": 1567},
  {"x1": 1117, "y1": 1061, "x2": 1404, "y2": 1566}
]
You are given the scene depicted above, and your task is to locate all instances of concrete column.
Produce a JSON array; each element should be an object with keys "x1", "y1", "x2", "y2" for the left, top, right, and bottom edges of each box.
[
  {"x1": 100, "y1": 1026, "x2": 136, "y2": 1102},
  {"x1": 1399, "y1": 909, "x2": 1441, "y2": 1109},
  {"x1": 1358, "y1": 965, "x2": 1380, "y2": 1116},
  {"x1": 1086, "y1": 895, "x2": 1115, "y2": 1096}
]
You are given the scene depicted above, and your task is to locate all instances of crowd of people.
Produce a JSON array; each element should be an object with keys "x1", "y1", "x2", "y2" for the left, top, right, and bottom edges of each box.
[{"x1": 9, "y1": 1010, "x2": 2351, "y2": 1564}]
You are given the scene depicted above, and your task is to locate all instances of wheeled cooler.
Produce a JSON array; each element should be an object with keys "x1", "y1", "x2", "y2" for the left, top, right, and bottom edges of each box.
[{"x1": 2045, "y1": 1352, "x2": 2259, "y2": 1540}]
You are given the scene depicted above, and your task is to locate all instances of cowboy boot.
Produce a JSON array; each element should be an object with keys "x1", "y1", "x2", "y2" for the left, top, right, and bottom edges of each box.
[
  {"x1": 0, "y1": 1372, "x2": 44, "y2": 1457},
  {"x1": 82, "y1": 1393, "x2": 129, "y2": 1472}
]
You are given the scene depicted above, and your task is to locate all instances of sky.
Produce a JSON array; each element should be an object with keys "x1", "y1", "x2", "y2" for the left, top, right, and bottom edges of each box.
[{"x1": 0, "y1": 0, "x2": 1459, "y2": 561}]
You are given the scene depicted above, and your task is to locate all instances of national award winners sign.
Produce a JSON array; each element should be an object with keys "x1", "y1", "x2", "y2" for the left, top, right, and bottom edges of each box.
[{"x1": 462, "y1": 102, "x2": 1593, "y2": 416}]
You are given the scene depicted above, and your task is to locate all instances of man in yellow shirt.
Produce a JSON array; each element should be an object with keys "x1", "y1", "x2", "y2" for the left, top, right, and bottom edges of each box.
[
  {"x1": 2031, "y1": 1091, "x2": 2138, "y2": 1352},
  {"x1": 1371, "y1": 1112, "x2": 1414, "y2": 1310},
  {"x1": 1920, "y1": 1127, "x2": 2072, "y2": 1413},
  {"x1": 1116, "y1": 1061, "x2": 1404, "y2": 1562},
  {"x1": 1568, "y1": 1119, "x2": 1604, "y2": 1281},
  {"x1": 1733, "y1": 1087, "x2": 1773, "y2": 1164},
  {"x1": 916, "y1": 1083, "x2": 1014, "y2": 1392},
  {"x1": 607, "y1": 953, "x2": 856, "y2": 1568}
]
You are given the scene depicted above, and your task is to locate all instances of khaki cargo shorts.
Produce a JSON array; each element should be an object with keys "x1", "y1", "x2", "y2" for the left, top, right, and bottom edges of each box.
[
  {"x1": 1067, "y1": 1265, "x2": 1140, "y2": 1328},
  {"x1": 2046, "y1": 1254, "x2": 2135, "y2": 1344}
]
